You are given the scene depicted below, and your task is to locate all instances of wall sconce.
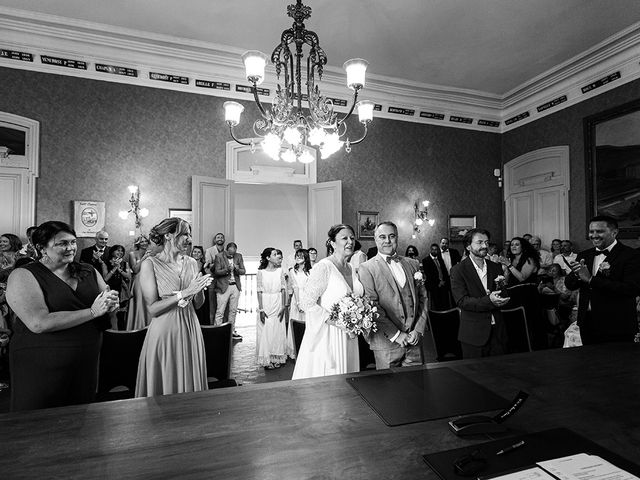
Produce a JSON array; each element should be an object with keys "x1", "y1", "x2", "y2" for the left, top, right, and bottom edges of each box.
[
  {"x1": 118, "y1": 185, "x2": 149, "y2": 229},
  {"x1": 412, "y1": 200, "x2": 435, "y2": 238},
  {"x1": 494, "y1": 168, "x2": 503, "y2": 188}
]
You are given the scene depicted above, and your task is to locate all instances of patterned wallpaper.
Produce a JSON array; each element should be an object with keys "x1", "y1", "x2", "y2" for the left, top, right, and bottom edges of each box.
[
  {"x1": 0, "y1": 66, "x2": 502, "y2": 255},
  {"x1": 502, "y1": 77, "x2": 640, "y2": 251}
]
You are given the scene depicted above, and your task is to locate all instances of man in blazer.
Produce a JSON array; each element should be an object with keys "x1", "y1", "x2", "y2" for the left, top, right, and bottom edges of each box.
[
  {"x1": 422, "y1": 244, "x2": 452, "y2": 310},
  {"x1": 439, "y1": 237, "x2": 461, "y2": 273},
  {"x1": 565, "y1": 215, "x2": 640, "y2": 344},
  {"x1": 358, "y1": 221, "x2": 429, "y2": 369},
  {"x1": 78, "y1": 230, "x2": 110, "y2": 272},
  {"x1": 450, "y1": 228, "x2": 510, "y2": 358},
  {"x1": 213, "y1": 242, "x2": 246, "y2": 339}
]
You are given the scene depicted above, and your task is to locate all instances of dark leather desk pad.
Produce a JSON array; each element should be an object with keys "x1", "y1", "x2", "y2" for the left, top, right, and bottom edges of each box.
[
  {"x1": 347, "y1": 367, "x2": 509, "y2": 426},
  {"x1": 423, "y1": 427, "x2": 640, "y2": 480}
]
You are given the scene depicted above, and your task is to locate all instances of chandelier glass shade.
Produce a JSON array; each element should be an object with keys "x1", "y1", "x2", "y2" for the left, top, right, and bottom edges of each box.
[{"x1": 223, "y1": 0, "x2": 373, "y2": 163}]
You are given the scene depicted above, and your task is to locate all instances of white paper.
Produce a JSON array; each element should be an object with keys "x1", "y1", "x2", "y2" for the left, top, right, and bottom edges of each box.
[
  {"x1": 537, "y1": 453, "x2": 639, "y2": 480},
  {"x1": 488, "y1": 466, "x2": 559, "y2": 480}
]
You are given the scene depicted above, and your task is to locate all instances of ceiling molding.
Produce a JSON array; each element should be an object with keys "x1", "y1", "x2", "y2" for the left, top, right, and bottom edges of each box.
[{"x1": 1, "y1": 7, "x2": 640, "y2": 134}]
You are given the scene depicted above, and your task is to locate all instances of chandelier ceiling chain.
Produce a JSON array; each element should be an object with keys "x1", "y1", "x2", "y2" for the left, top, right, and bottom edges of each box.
[{"x1": 224, "y1": 0, "x2": 374, "y2": 163}]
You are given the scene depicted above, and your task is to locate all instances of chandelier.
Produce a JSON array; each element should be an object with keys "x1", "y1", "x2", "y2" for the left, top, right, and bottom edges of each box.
[
  {"x1": 223, "y1": 0, "x2": 374, "y2": 163},
  {"x1": 118, "y1": 185, "x2": 149, "y2": 229}
]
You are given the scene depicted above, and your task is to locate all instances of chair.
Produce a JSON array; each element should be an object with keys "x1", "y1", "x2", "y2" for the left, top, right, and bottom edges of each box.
[
  {"x1": 292, "y1": 320, "x2": 306, "y2": 357},
  {"x1": 201, "y1": 322, "x2": 237, "y2": 388},
  {"x1": 427, "y1": 308, "x2": 463, "y2": 362},
  {"x1": 500, "y1": 306, "x2": 532, "y2": 353},
  {"x1": 96, "y1": 327, "x2": 147, "y2": 402}
]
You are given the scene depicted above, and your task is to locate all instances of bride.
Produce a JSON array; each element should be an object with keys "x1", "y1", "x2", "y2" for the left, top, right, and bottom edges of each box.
[{"x1": 292, "y1": 224, "x2": 362, "y2": 379}]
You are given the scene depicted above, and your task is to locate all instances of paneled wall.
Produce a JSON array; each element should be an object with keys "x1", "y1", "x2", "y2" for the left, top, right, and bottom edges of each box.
[
  {"x1": 0, "y1": 66, "x2": 502, "y2": 255},
  {"x1": 502, "y1": 77, "x2": 640, "y2": 251}
]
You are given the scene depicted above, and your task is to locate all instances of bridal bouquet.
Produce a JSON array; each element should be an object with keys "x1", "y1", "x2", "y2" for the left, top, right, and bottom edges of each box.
[{"x1": 329, "y1": 293, "x2": 378, "y2": 337}]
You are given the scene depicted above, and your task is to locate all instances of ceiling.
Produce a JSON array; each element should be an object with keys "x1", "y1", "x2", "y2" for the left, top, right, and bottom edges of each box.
[{"x1": 1, "y1": 0, "x2": 640, "y2": 96}]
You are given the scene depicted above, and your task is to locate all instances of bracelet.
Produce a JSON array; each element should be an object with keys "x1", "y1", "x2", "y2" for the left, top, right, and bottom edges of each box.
[{"x1": 176, "y1": 291, "x2": 188, "y2": 308}]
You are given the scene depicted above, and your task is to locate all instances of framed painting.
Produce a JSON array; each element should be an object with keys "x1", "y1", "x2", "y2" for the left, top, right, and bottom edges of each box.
[
  {"x1": 584, "y1": 98, "x2": 640, "y2": 238},
  {"x1": 73, "y1": 200, "x2": 106, "y2": 237},
  {"x1": 357, "y1": 211, "x2": 379, "y2": 240},
  {"x1": 168, "y1": 208, "x2": 193, "y2": 225},
  {"x1": 448, "y1": 215, "x2": 476, "y2": 242}
]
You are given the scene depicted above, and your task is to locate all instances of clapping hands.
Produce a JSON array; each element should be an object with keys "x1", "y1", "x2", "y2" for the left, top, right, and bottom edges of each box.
[
  {"x1": 183, "y1": 273, "x2": 213, "y2": 298},
  {"x1": 91, "y1": 290, "x2": 120, "y2": 317}
]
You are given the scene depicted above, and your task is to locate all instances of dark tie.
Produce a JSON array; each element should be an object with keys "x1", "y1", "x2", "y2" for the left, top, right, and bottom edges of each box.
[
  {"x1": 595, "y1": 250, "x2": 608, "y2": 257},
  {"x1": 386, "y1": 254, "x2": 400, "y2": 264}
]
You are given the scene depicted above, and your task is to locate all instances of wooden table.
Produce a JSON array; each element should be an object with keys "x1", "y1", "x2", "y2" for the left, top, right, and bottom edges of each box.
[{"x1": 1, "y1": 344, "x2": 639, "y2": 479}]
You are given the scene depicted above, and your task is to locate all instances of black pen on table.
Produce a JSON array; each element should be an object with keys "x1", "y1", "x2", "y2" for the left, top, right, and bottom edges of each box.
[{"x1": 496, "y1": 440, "x2": 525, "y2": 456}]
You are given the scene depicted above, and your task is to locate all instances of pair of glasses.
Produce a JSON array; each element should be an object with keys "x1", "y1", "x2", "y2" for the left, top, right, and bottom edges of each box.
[{"x1": 453, "y1": 449, "x2": 487, "y2": 477}]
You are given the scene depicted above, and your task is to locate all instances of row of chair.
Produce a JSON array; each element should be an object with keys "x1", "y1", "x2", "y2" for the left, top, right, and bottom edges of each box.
[
  {"x1": 428, "y1": 306, "x2": 531, "y2": 361},
  {"x1": 96, "y1": 322, "x2": 236, "y2": 402}
]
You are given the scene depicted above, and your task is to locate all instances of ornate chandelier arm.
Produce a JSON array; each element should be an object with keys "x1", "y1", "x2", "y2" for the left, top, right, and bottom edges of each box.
[
  {"x1": 226, "y1": 123, "x2": 253, "y2": 146},
  {"x1": 250, "y1": 82, "x2": 270, "y2": 120},
  {"x1": 336, "y1": 87, "x2": 361, "y2": 128},
  {"x1": 346, "y1": 122, "x2": 369, "y2": 146}
]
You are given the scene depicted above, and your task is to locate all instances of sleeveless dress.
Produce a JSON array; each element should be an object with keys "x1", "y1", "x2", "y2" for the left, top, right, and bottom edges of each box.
[
  {"x1": 256, "y1": 268, "x2": 288, "y2": 367},
  {"x1": 135, "y1": 256, "x2": 207, "y2": 397},
  {"x1": 292, "y1": 259, "x2": 361, "y2": 380},
  {"x1": 10, "y1": 262, "x2": 107, "y2": 411}
]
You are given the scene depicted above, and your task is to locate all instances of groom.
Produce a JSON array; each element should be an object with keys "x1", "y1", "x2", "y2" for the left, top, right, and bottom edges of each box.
[{"x1": 358, "y1": 221, "x2": 429, "y2": 369}]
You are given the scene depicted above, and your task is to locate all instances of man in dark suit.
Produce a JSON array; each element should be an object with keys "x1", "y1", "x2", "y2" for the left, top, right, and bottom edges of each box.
[
  {"x1": 439, "y1": 237, "x2": 461, "y2": 274},
  {"x1": 78, "y1": 230, "x2": 109, "y2": 272},
  {"x1": 450, "y1": 228, "x2": 510, "y2": 358},
  {"x1": 213, "y1": 242, "x2": 246, "y2": 339},
  {"x1": 565, "y1": 215, "x2": 640, "y2": 345},
  {"x1": 422, "y1": 244, "x2": 452, "y2": 310}
]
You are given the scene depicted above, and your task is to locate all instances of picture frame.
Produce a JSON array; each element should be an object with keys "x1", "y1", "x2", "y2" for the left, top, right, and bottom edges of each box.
[
  {"x1": 168, "y1": 208, "x2": 193, "y2": 225},
  {"x1": 584, "y1": 98, "x2": 640, "y2": 239},
  {"x1": 73, "y1": 200, "x2": 106, "y2": 237},
  {"x1": 448, "y1": 215, "x2": 476, "y2": 242},
  {"x1": 357, "y1": 210, "x2": 379, "y2": 240}
]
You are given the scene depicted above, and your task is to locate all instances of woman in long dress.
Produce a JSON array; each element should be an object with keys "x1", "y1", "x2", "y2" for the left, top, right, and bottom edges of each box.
[
  {"x1": 256, "y1": 247, "x2": 288, "y2": 369},
  {"x1": 135, "y1": 218, "x2": 212, "y2": 397},
  {"x1": 292, "y1": 224, "x2": 361, "y2": 379},
  {"x1": 287, "y1": 248, "x2": 312, "y2": 357},
  {"x1": 126, "y1": 235, "x2": 154, "y2": 330}
]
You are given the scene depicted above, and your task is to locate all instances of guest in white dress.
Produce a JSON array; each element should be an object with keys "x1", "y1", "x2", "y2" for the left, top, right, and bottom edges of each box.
[
  {"x1": 292, "y1": 224, "x2": 361, "y2": 380},
  {"x1": 256, "y1": 248, "x2": 288, "y2": 369},
  {"x1": 135, "y1": 218, "x2": 213, "y2": 397},
  {"x1": 287, "y1": 249, "x2": 312, "y2": 357}
]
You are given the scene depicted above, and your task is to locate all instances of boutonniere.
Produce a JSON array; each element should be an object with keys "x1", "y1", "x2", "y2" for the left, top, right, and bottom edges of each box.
[
  {"x1": 414, "y1": 271, "x2": 424, "y2": 285},
  {"x1": 598, "y1": 261, "x2": 611, "y2": 276}
]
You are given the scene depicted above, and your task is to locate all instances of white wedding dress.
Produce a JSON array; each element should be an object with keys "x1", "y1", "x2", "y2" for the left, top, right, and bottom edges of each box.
[{"x1": 291, "y1": 258, "x2": 361, "y2": 379}]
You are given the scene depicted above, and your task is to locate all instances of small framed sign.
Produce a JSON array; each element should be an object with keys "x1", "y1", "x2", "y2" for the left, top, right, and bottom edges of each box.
[
  {"x1": 168, "y1": 208, "x2": 192, "y2": 225},
  {"x1": 74, "y1": 200, "x2": 106, "y2": 237}
]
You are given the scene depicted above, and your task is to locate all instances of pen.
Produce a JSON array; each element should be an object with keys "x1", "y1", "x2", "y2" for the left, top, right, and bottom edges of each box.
[{"x1": 496, "y1": 440, "x2": 525, "y2": 456}]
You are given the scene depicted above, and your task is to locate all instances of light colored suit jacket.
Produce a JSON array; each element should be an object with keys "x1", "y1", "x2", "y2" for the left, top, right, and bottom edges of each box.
[
  {"x1": 357, "y1": 254, "x2": 428, "y2": 351},
  {"x1": 213, "y1": 252, "x2": 246, "y2": 293}
]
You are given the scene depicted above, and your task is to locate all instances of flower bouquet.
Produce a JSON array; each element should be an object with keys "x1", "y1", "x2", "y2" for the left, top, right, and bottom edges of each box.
[
  {"x1": 494, "y1": 275, "x2": 508, "y2": 297},
  {"x1": 329, "y1": 293, "x2": 378, "y2": 337}
]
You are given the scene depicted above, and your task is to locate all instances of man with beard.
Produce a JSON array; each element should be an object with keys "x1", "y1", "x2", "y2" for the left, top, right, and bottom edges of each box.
[
  {"x1": 450, "y1": 228, "x2": 510, "y2": 358},
  {"x1": 205, "y1": 233, "x2": 226, "y2": 323}
]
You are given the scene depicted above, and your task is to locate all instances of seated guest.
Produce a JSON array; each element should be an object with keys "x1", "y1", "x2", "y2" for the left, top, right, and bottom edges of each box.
[
  {"x1": 450, "y1": 228, "x2": 509, "y2": 358},
  {"x1": 135, "y1": 218, "x2": 212, "y2": 397},
  {"x1": 6, "y1": 221, "x2": 118, "y2": 411},
  {"x1": 190, "y1": 245, "x2": 210, "y2": 325},
  {"x1": 565, "y1": 215, "x2": 640, "y2": 345},
  {"x1": 0, "y1": 233, "x2": 23, "y2": 272},
  {"x1": 550, "y1": 238, "x2": 562, "y2": 257},
  {"x1": 102, "y1": 245, "x2": 132, "y2": 330},
  {"x1": 530, "y1": 235, "x2": 553, "y2": 278},
  {"x1": 553, "y1": 239, "x2": 577, "y2": 274},
  {"x1": 499, "y1": 236, "x2": 545, "y2": 349},
  {"x1": 539, "y1": 263, "x2": 578, "y2": 345}
]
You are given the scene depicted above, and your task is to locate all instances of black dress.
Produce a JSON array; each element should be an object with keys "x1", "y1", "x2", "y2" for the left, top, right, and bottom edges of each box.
[{"x1": 9, "y1": 262, "x2": 108, "y2": 411}]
